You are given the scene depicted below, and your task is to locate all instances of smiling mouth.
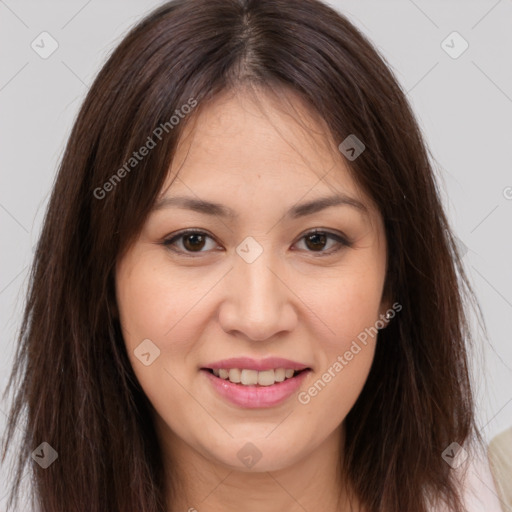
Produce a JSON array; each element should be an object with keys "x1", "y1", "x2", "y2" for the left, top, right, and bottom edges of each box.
[{"x1": 202, "y1": 368, "x2": 310, "y2": 386}]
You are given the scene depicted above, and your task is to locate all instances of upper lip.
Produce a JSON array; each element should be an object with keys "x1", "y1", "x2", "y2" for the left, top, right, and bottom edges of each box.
[{"x1": 203, "y1": 357, "x2": 311, "y2": 372}]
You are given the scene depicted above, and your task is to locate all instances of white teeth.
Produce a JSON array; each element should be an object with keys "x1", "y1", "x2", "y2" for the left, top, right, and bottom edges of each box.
[
  {"x1": 210, "y1": 367, "x2": 302, "y2": 386},
  {"x1": 228, "y1": 368, "x2": 241, "y2": 383},
  {"x1": 257, "y1": 370, "x2": 275, "y2": 386},
  {"x1": 274, "y1": 368, "x2": 285, "y2": 382},
  {"x1": 240, "y1": 369, "x2": 258, "y2": 385}
]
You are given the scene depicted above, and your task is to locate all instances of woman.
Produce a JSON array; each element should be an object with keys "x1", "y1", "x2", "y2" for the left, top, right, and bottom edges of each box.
[{"x1": 1, "y1": 0, "x2": 498, "y2": 510}]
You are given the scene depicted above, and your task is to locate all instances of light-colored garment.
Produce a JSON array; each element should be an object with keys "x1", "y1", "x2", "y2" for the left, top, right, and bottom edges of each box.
[
  {"x1": 432, "y1": 442, "x2": 505, "y2": 512},
  {"x1": 488, "y1": 427, "x2": 512, "y2": 512},
  {"x1": 459, "y1": 449, "x2": 505, "y2": 511}
]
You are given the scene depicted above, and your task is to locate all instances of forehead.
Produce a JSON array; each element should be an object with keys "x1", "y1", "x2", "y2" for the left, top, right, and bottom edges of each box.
[{"x1": 159, "y1": 86, "x2": 364, "y2": 204}]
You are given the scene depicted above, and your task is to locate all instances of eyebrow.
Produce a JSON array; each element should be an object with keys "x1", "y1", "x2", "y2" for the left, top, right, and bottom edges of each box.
[{"x1": 152, "y1": 193, "x2": 367, "y2": 219}]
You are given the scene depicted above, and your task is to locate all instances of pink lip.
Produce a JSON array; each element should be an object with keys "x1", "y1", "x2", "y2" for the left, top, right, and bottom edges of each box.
[
  {"x1": 202, "y1": 368, "x2": 311, "y2": 408},
  {"x1": 203, "y1": 357, "x2": 310, "y2": 372}
]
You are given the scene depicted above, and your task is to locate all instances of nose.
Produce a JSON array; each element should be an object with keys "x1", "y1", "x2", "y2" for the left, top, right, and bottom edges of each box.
[{"x1": 218, "y1": 248, "x2": 297, "y2": 342}]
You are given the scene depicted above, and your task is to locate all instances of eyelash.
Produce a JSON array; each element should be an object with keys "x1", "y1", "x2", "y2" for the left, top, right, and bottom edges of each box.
[{"x1": 162, "y1": 228, "x2": 352, "y2": 257}]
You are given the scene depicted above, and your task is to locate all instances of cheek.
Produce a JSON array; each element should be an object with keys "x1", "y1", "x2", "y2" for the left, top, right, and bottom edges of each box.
[
  {"x1": 116, "y1": 255, "x2": 192, "y2": 349},
  {"x1": 299, "y1": 283, "x2": 379, "y2": 427},
  {"x1": 116, "y1": 258, "x2": 199, "y2": 430},
  {"x1": 314, "y1": 261, "x2": 385, "y2": 352},
  {"x1": 115, "y1": 256, "x2": 188, "y2": 390},
  {"x1": 298, "y1": 256, "x2": 383, "y2": 416},
  {"x1": 300, "y1": 343, "x2": 376, "y2": 436}
]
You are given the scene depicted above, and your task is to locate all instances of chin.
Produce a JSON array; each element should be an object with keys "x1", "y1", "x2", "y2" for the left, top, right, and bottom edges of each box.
[{"x1": 195, "y1": 435, "x2": 303, "y2": 473}]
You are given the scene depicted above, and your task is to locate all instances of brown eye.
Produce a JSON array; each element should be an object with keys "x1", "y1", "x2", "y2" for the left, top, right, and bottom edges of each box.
[
  {"x1": 163, "y1": 230, "x2": 218, "y2": 254},
  {"x1": 304, "y1": 232, "x2": 328, "y2": 251},
  {"x1": 295, "y1": 230, "x2": 351, "y2": 256},
  {"x1": 182, "y1": 233, "x2": 207, "y2": 252}
]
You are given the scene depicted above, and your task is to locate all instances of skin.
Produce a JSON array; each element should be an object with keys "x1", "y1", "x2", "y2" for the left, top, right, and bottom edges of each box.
[{"x1": 115, "y1": 85, "x2": 390, "y2": 512}]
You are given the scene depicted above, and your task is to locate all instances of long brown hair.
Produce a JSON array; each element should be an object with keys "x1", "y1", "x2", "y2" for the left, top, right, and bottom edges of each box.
[{"x1": 2, "y1": 0, "x2": 481, "y2": 510}]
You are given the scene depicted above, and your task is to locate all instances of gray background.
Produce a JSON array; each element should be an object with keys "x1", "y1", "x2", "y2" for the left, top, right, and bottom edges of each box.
[{"x1": 1, "y1": 0, "x2": 511, "y2": 507}]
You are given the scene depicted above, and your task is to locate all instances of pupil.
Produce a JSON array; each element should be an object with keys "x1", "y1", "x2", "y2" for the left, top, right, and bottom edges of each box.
[
  {"x1": 306, "y1": 233, "x2": 326, "y2": 251},
  {"x1": 184, "y1": 234, "x2": 205, "y2": 251}
]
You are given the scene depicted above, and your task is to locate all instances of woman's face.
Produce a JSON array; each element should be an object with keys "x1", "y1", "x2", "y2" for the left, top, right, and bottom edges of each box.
[{"x1": 115, "y1": 87, "x2": 389, "y2": 473}]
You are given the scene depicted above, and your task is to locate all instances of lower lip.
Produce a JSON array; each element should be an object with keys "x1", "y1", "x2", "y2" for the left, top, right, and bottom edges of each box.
[{"x1": 202, "y1": 369, "x2": 310, "y2": 409}]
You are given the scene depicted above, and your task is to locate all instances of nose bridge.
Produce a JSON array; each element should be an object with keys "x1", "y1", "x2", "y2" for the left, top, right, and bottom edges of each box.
[
  {"x1": 235, "y1": 243, "x2": 282, "y2": 314},
  {"x1": 221, "y1": 237, "x2": 294, "y2": 340}
]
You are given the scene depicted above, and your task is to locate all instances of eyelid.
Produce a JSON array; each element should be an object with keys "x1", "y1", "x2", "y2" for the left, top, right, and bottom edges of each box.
[{"x1": 162, "y1": 227, "x2": 352, "y2": 256}]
